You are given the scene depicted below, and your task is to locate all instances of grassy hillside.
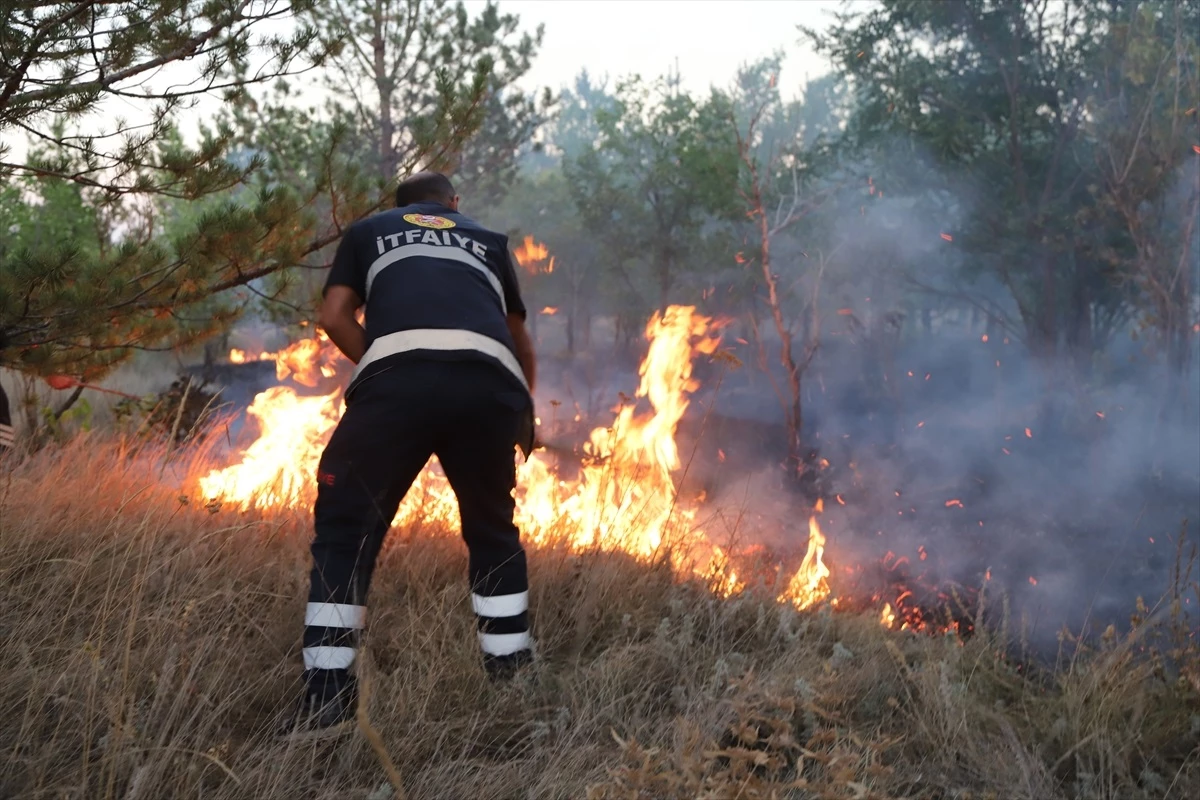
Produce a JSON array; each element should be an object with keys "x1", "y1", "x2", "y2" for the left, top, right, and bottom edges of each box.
[{"x1": 2, "y1": 435, "x2": 1197, "y2": 799}]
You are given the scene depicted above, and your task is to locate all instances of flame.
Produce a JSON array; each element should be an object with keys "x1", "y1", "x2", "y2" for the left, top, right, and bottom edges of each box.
[
  {"x1": 778, "y1": 499, "x2": 831, "y2": 610},
  {"x1": 194, "y1": 309, "x2": 926, "y2": 628},
  {"x1": 880, "y1": 602, "x2": 896, "y2": 628},
  {"x1": 198, "y1": 306, "x2": 746, "y2": 590},
  {"x1": 512, "y1": 235, "x2": 555, "y2": 275},
  {"x1": 197, "y1": 386, "x2": 342, "y2": 509},
  {"x1": 229, "y1": 349, "x2": 247, "y2": 364}
]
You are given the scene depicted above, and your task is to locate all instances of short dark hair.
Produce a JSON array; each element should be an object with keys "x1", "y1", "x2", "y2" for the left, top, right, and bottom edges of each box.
[{"x1": 395, "y1": 171, "x2": 456, "y2": 207}]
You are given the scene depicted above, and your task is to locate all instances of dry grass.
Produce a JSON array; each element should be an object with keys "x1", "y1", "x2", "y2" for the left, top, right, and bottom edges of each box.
[{"x1": 1, "y1": 434, "x2": 1197, "y2": 800}]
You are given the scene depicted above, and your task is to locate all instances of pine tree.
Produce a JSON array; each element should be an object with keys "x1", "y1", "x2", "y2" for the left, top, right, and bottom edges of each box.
[
  {"x1": 0, "y1": 0, "x2": 539, "y2": 379},
  {"x1": 216, "y1": 0, "x2": 551, "y2": 323}
]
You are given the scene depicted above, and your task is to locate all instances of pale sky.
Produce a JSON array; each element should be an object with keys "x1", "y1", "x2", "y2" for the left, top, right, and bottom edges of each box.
[
  {"x1": 11, "y1": 0, "x2": 858, "y2": 165},
  {"x1": 469, "y1": 0, "x2": 850, "y2": 100}
]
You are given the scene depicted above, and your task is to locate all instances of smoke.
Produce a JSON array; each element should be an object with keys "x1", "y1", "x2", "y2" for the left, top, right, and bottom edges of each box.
[
  {"x1": 502, "y1": 159, "x2": 1197, "y2": 652},
  {"x1": 192, "y1": 144, "x2": 1197, "y2": 655},
  {"x1": 670, "y1": 146, "x2": 1200, "y2": 651}
]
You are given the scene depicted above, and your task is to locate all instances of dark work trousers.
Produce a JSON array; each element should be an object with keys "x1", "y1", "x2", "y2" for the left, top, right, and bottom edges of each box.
[{"x1": 302, "y1": 358, "x2": 532, "y2": 693}]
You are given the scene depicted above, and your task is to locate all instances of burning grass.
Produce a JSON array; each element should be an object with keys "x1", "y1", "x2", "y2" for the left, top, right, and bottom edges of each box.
[{"x1": 1, "y1": 435, "x2": 1198, "y2": 799}]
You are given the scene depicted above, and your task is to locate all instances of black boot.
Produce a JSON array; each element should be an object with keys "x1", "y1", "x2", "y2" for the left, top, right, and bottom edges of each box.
[
  {"x1": 483, "y1": 648, "x2": 534, "y2": 683},
  {"x1": 275, "y1": 670, "x2": 357, "y2": 741}
]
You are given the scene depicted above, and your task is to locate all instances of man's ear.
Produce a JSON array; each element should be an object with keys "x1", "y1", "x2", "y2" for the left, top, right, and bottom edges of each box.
[{"x1": 449, "y1": 194, "x2": 460, "y2": 211}]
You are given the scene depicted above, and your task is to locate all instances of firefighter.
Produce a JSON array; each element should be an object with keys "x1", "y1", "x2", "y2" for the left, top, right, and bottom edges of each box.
[
  {"x1": 0, "y1": 381, "x2": 12, "y2": 453},
  {"x1": 277, "y1": 171, "x2": 538, "y2": 739},
  {"x1": 0, "y1": 331, "x2": 13, "y2": 453}
]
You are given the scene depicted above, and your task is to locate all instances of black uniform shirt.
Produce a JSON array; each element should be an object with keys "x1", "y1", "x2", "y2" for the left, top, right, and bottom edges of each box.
[{"x1": 324, "y1": 201, "x2": 528, "y2": 396}]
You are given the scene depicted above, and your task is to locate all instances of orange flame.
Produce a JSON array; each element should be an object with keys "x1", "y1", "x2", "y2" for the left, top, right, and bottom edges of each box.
[
  {"x1": 512, "y1": 235, "x2": 555, "y2": 275},
  {"x1": 198, "y1": 307, "x2": 865, "y2": 623},
  {"x1": 777, "y1": 498, "x2": 831, "y2": 610},
  {"x1": 880, "y1": 602, "x2": 897, "y2": 629},
  {"x1": 198, "y1": 306, "x2": 750, "y2": 592}
]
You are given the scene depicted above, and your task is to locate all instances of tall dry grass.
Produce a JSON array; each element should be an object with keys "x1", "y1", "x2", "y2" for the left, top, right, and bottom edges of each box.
[{"x1": 1, "y1": 434, "x2": 1197, "y2": 799}]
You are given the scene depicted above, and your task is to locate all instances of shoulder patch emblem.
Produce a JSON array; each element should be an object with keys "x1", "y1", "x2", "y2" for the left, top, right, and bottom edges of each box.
[{"x1": 403, "y1": 213, "x2": 456, "y2": 230}]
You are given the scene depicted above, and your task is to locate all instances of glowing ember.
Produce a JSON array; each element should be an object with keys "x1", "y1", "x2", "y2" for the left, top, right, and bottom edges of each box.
[{"x1": 512, "y1": 235, "x2": 555, "y2": 275}]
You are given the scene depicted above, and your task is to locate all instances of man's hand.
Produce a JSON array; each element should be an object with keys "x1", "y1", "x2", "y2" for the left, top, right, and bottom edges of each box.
[
  {"x1": 506, "y1": 313, "x2": 537, "y2": 393},
  {"x1": 318, "y1": 286, "x2": 368, "y2": 364}
]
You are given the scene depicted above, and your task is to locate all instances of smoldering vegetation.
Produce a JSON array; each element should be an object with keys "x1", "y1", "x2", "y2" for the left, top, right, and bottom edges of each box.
[{"x1": 494, "y1": 168, "x2": 1200, "y2": 654}]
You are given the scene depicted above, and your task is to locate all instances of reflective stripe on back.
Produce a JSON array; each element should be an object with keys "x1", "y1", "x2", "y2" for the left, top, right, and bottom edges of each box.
[
  {"x1": 364, "y1": 243, "x2": 506, "y2": 314},
  {"x1": 350, "y1": 328, "x2": 529, "y2": 394}
]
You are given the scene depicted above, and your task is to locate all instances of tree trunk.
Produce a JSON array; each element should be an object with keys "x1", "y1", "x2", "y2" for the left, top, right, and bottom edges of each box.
[
  {"x1": 757, "y1": 207, "x2": 804, "y2": 481},
  {"x1": 1036, "y1": 248, "x2": 1060, "y2": 363},
  {"x1": 1065, "y1": 258, "x2": 1093, "y2": 383},
  {"x1": 373, "y1": 0, "x2": 396, "y2": 182},
  {"x1": 658, "y1": 256, "x2": 671, "y2": 315},
  {"x1": 566, "y1": 290, "x2": 576, "y2": 355}
]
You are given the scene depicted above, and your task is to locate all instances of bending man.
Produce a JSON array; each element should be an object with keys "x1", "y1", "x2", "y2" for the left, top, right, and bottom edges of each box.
[{"x1": 280, "y1": 171, "x2": 538, "y2": 739}]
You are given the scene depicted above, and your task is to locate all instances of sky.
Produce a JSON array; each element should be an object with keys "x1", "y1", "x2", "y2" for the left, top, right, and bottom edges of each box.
[
  {"x1": 468, "y1": 0, "x2": 849, "y2": 100},
  {"x1": 9, "y1": 0, "x2": 856, "y2": 165}
]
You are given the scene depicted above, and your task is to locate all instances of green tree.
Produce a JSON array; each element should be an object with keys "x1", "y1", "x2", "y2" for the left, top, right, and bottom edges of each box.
[
  {"x1": 305, "y1": 0, "x2": 550, "y2": 196},
  {"x1": 1085, "y1": 0, "x2": 1200, "y2": 413},
  {"x1": 214, "y1": 0, "x2": 551, "y2": 326},
  {"x1": 489, "y1": 72, "x2": 621, "y2": 353},
  {"x1": 803, "y1": 0, "x2": 1129, "y2": 379},
  {"x1": 0, "y1": 0, "x2": 320, "y2": 192},
  {"x1": 723, "y1": 58, "x2": 850, "y2": 484},
  {"x1": 563, "y1": 74, "x2": 741, "y2": 328},
  {"x1": 0, "y1": 0, "x2": 544, "y2": 378},
  {"x1": 0, "y1": 1, "x2": 322, "y2": 377}
]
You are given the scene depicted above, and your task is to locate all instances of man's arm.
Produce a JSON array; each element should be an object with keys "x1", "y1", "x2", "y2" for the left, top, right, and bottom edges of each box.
[
  {"x1": 319, "y1": 223, "x2": 369, "y2": 364},
  {"x1": 318, "y1": 286, "x2": 367, "y2": 364},
  {"x1": 506, "y1": 312, "x2": 537, "y2": 393}
]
